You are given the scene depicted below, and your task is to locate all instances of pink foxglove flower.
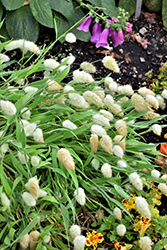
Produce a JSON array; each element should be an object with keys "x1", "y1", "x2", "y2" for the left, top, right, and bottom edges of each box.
[
  {"x1": 135, "y1": 196, "x2": 151, "y2": 219},
  {"x1": 111, "y1": 30, "x2": 124, "y2": 47},
  {"x1": 116, "y1": 224, "x2": 126, "y2": 236},
  {"x1": 139, "y1": 236, "x2": 152, "y2": 250},
  {"x1": 90, "y1": 22, "x2": 101, "y2": 44},
  {"x1": 74, "y1": 187, "x2": 86, "y2": 206},
  {"x1": 125, "y1": 23, "x2": 133, "y2": 33},
  {"x1": 77, "y1": 16, "x2": 92, "y2": 32},
  {"x1": 0, "y1": 100, "x2": 16, "y2": 116},
  {"x1": 96, "y1": 28, "x2": 109, "y2": 48},
  {"x1": 69, "y1": 225, "x2": 81, "y2": 242},
  {"x1": 101, "y1": 163, "x2": 112, "y2": 178}
]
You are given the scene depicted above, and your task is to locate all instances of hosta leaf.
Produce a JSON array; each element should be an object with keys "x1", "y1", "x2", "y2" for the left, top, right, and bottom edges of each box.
[
  {"x1": 1, "y1": 0, "x2": 25, "y2": 11},
  {"x1": 30, "y1": 0, "x2": 53, "y2": 28},
  {"x1": 162, "y1": 0, "x2": 167, "y2": 28},
  {"x1": 101, "y1": 0, "x2": 119, "y2": 17},
  {"x1": 0, "y1": 2, "x2": 4, "y2": 21},
  {"x1": 48, "y1": 0, "x2": 74, "y2": 20},
  {"x1": 5, "y1": 6, "x2": 39, "y2": 42},
  {"x1": 118, "y1": 0, "x2": 136, "y2": 16}
]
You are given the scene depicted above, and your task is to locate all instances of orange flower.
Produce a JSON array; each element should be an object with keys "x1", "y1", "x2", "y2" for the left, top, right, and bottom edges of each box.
[
  {"x1": 158, "y1": 143, "x2": 167, "y2": 155},
  {"x1": 113, "y1": 241, "x2": 129, "y2": 250},
  {"x1": 133, "y1": 217, "x2": 151, "y2": 235},
  {"x1": 122, "y1": 196, "x2": 136, "y2": 212},
  {"x1": 86, "y1": 230, "x2": 104, "y2": 249}
]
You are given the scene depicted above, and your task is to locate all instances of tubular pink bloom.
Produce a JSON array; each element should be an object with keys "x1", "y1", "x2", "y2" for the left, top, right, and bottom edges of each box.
[
  {"x1": 126, "y1": 23, "x2": 133, "y2": 33},
  {"x1": 111, "y1": 30, "x2": 124, "y2": 47},
  {"x1": 118, "y1": 30, "x2": 124, "y2": 41},
  {"x1": 90, "y1": 22, "x2": 101, "y2": 44},
  {"x1": 77, "y1": 15, "x2": 92, "y2": 32},
  {"x1": 112, "y1": 17, "x2": 118, "y2": 22},
  {"x1": 96, "y1": 28, "x2": 109, "y2": 48}
]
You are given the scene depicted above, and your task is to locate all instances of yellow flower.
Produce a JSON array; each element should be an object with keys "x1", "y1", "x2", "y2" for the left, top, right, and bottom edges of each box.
[
  {"x1": 121, "y1": 196, "x2": 136, "y2": 212},
  {"x1": 133, "y1": 217, "x2": 151, "y2": 235},
  {"x1": 86, "y1": 230, "x2": 104, "y2": 249}
]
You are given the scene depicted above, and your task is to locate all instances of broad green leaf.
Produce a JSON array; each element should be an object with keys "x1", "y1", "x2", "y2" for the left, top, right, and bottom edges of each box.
[
  {"x1": 60, "y1": 204, "x2": 69, "y2": 236},
  {"x1": 5, "y1": 6, "x2": 39, "y2": 42},
  {"x1": 118, "y1": 0, "x2": 136, "y2": 16},
  {"x1": 162, "y1": 0, "x2": 167, "y2": 28},
  {"x1": 1, "y1": 0, "x2": 25, "y2": 11},
  {"x1": 0, "y1": 2, "x2": 4, "y2": 21},
  {"x1": 0, "y1": 174, "x2": 11, "y2": 196},
  {"x1": 114, "y1": 184, "x2": 131, "y2": 199},
  {"x1": 30, "y1": 0, "x2": 54, "y2": 28},
  {"x1": 101, "y1": 0, "x2": 119, "y2": 18},
  {"x1": 48, "y1": 0, "x2": 74, "y2": 20},
  {"x1": 86, "y1": 0, "x2": 102, "y2": 6},
  {"x1": 9, "y1": 151, "x2": 29, "y2": 178},
  {"x1": 42, "y1": 196, "x2": 59, "y2": 204}
]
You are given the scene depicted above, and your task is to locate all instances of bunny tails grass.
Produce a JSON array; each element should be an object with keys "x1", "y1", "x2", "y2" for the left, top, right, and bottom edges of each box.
[
  {"x1": 102, "y1": 56, "x2": 120, "y2": 73},
  {"x1": 57, "y1": 148, "x2": 75, "y2": 171}
]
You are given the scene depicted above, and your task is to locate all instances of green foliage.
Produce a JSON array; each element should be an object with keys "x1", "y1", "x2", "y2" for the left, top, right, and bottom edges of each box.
[
  {"x1": 151, "y1": 61, "x2": 167, "y2": 94},
  {"x1": 118, "y1": 0, "x2": 137, "y2": 17},
  {"x1": 162, "y1": 0, "x2": 167, "y2": 28}
]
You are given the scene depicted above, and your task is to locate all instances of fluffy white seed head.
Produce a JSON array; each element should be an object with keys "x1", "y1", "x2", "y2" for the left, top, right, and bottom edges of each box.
[
  {"x1": 161, "y1": 89, "x2": 167, "y2": 99},
  {"x1": 92, "y1": 86, "x2": 105, "y2": 100},
  {"x1": 73, "y1": 70, "x2": 94, "y2": 83},
  {"x1": 31, "y1": 155, "x2": 40, "y2": 167},
  {"x1": 69, "y1": 93, "x2": 89, "y2": 108},
  {"x1": 21, "y1": 107, "x2": 31, "y2": 119},
  {"x1": 91, "y1": 158, "x2": 100, "y2": 170},
  {"x1": 80, "y1": 61, "x2": 96, "y2": 73},
  {"x1": 101, "y1": 163, "x2": 112, "y2": 178},
  {"x1": 129, "y1": 172, "x2": 143, "y2": 191},
  {"x1": 62, "y1": 120, "x2": 77, "y2": 130},
  {"x1": 1, "y1": 192, "x2": 10, "y2": 207},
  {"x1": 0, "y1": 143, "x2": 8, "y2": 155},
  {"x1": 24, "y1": 86, "x2": 38, "y2": 94},
  {"x1": 151, "y1": 169, "x2": 160, "y2": 180},
  {"x1": 63, "y1": 85, "x2": 75, "y2": 92},
  {"x1": 122, "y1": 84, "x2": 134, "y2": 95},
  {"x1": 117, "y1": 160, "x2": 127, "y2": 168},
  {"x1": 99, "y1": 109, "x2": 114, "y2": 121},
  {"x1": 69, "y1": 225, "x2": 81, "y2": 242},
  {"x1": 100, "y1": 135, "x2": 113, "y2": 154},
  {"x1": 74, "y1": 187, "x2": 86, "y2": 206},
  {"x1": 115, "y1": 119, "x2": 127, "y2": 137},
  {"x1": 104, "y1": 77, "x2": 118, "y2": 90},
  {"x1": 90, "y1": 134, "x2": 99, "y2": 153},
  {"x1": 46, "y1": 79, "x2": 63, "y2": 91},
  {"x1": 19, "y1": 234, "x2": 30, "y2": 250},
  {"x1": 44, "y1": 59, "x2": 59, "y2": 69},
  {"x1": 91, "y1": 124, "x2": 107, "y2": 137},
  {"x1": 27, "y1": 177, "x2": 39, "y2": 199},
  {"x1": 135, "y1": 196, "x2": 151, "y2": 219},
  {"x1": 102, "y1": 56, "x2": 120, "y2": 73},
  {"x1": 33, "y1": 128, "x2": 44, "y2": 143},
  {"x1": 61, "y1": 54, "x2": 76, "y2": 65},
  {"x1": 161, "y1": 174, "x2": 167, "y2": 182},
  {"x1": 65, "y1": 32, "x2": 76, "y2": 43},
  {"x1": 24, "y1": 122, "x2": 37, "y2": 136},
  {"x1": 24, "y1": 41, "x2": 41, "y2": 55},
  {"x1": 113, "y1": 207, "x2": 122, "y2": 221},
  {"x1": 145, "y1": 94, "x2": 159, "y2": 109},
  {"x1": 156, "y1": 95, "x2": 166, "y2": 110},
  {"x1": 131, "y1": 93, "x2": 149, "y2": 112},
  {"x1": 113, "y1": 135, "x2": 126, "y2": 151},
  {"x1": 143, "y1": 109, "x2": 160, "y2": 120},
  {"x1": 29, "y1": 231, "x2": 40, "y2": 250},
  {"x1": 103, "y1": 94, "x2": 114, "y2": 109},
  {"x1": 73, "y1": 235, "x2": 86, "y2": 250},
  {"x1": 0, "y1": 53, "x2": 10, "y2": 62},
  {"x1": 138, "y1": 87, "x2": 155, "y2": 97},
  {"x1": 57, "y1": 148, "x2": 75, "y2": 171},
  {"x1": 42, "y1": 232, "x2": 51, "y2": 244},
  {"x1": 151, "y1": 124, "x2": 162, "y2": 136},
  {"x1": 113, "y1": 145, "x2": 124, "y2": 159},
  {"x1": 83, "y1": 91, "x2": 103, "y2": 107},
  {"x1": 92, "y1": 113, "x2": 110, "y2": 127},
  {"x1": 0, "y1": 100, "x2": 16, "y2": 116},
  {"x1": 139, "y1": 236, "x2": 152, "y2": 250},
  {"x1": 22, "y1": 192, "x2": 36, "y2": 206},
  {"x1": 158, "y1": 183, "x2": 167, "y2": 195},
  {"x1": 18, "y1": 151, "x2": 29, "y2": 165},
  {"x1": 5, "y1": 39, "x2": 25, "y2": 51},
  {"x1": 116, "y1": 224, "x2": 126, "y2": 236},
  {"x1": 38, "y1": 189, "x2": 47, "y2": 198}
]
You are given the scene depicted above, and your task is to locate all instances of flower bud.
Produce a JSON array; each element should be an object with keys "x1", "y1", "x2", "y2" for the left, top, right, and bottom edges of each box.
[
  {"x1": 116, "y1": 224, "x2": 126, "y2": 236},
  {"x1": 151, "y1": 124, "x2": 162, "y2": 136},
  {"x1": 91, "y1": 125, "x2": 107, "y2": 137},
  {"x1": 0, "y1": 100, "x2": 16, "y2": 116},
  {"x1": 33, "y1": 128, "x2": 44, "y2": 143},
  {"x1": 113, "y1": 207, "x2": 122, "y2": 221},
  {"x1": 74, "y1": 187, "x2": 86, "y2": 206},
  {"x1": 22, "y1": 192, "x2": 36, "y2": 206},
  {"x1": 31, "y1": 155, "x2": 40, "y2": 167},
  {"x1": 19, "y1": 234, "x2": 29, "y2": 250},
  {"x1": 115, "y1": 119, "x2": 127, "y2": 137},
  {"x1": 135, "y1": 197, "x2": 151, "y2": 219},
  {"x1": 151, "y1": 169, "x2": 160, "y2": 180},
  {"x1": 73, "y1": 235, "x2": 86, "y2": 250},
  {"x1": 113, "y1": 145, "x2": 124, "y2": 159},
  {"x1": 1, "y1": 192, "x2": 10, "y2": 207},
  {"x1": 100, "y1": 135, "x2": 113, "y2": 154},
  {"x1": 129, "y1": 172, "x2": 143, "y2": 191},
  {"x1": 139, "y1": 236, "x2": 152, "y2": 250},
  {"x1": 101, "y1": 163, "x2": 112, "y2": 178},
  {"x1": 62, "y1": 120, "x2": 77, "y2": 130},
  {"x1": 69, "y1": 225, "x2": 81, "y2": 242},
  {"x1": 57, "y1": 148, "x2": 75, "y2": 171},
  {"x1": 91, "y1": 158, "x2": 100, "y2": 170},
  {"x1": 90, "y1": 134, "x2": 99, "y2": 153},
  {"x1": 27, "y1": 177, "x2": 39, "y2": 199}
]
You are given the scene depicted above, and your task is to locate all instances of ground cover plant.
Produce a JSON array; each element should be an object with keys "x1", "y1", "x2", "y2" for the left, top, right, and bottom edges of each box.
[{"x1": 0, "y1": 2, "x2": 167, "y2": 250}]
